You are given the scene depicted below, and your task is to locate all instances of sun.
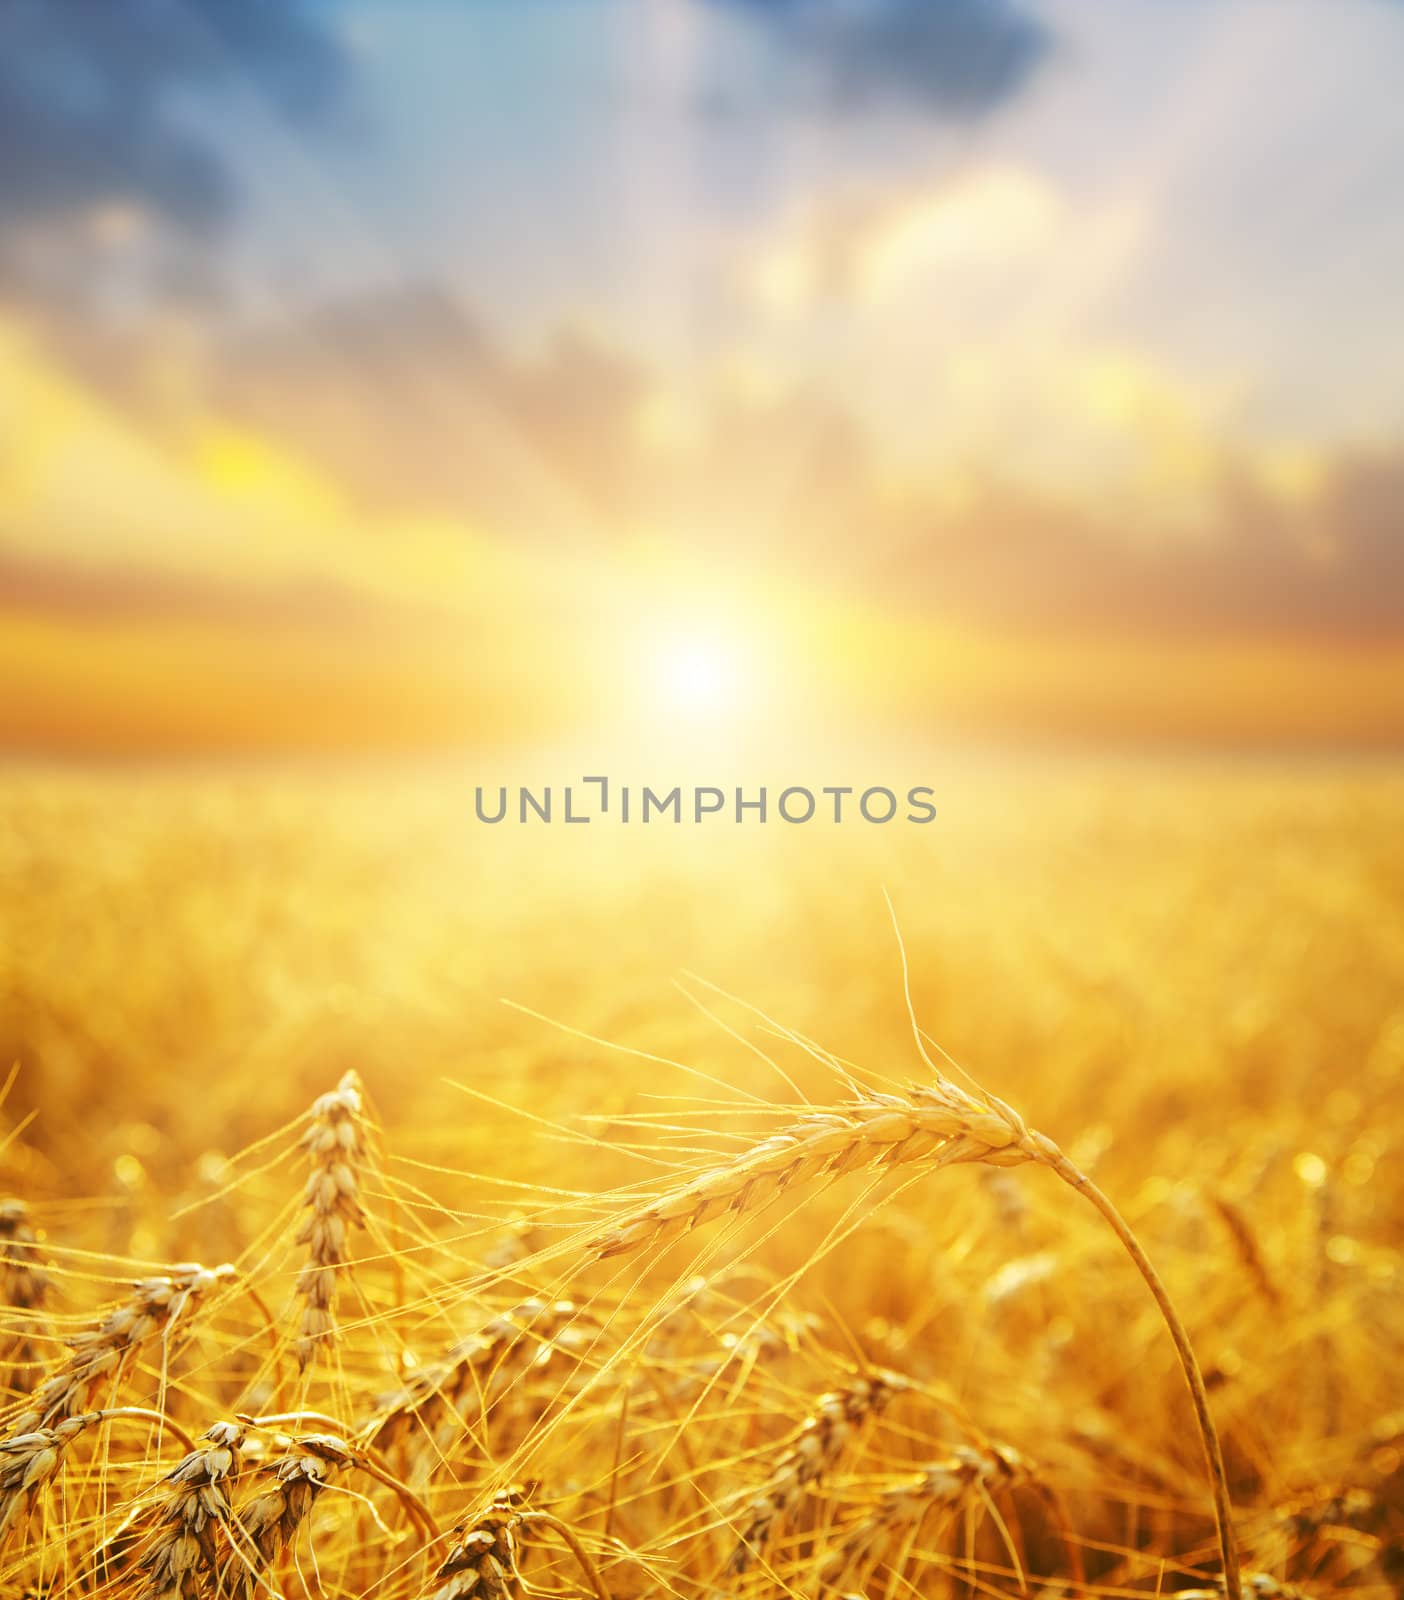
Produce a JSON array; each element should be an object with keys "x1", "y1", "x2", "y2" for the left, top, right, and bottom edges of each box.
[{"x1": 655, "y1": 635, "x2": 739, "y2": 718}]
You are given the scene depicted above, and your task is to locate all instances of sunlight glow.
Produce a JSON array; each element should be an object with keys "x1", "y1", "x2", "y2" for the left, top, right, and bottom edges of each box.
[{"x1": 656, "y1": 636, "x2": 739, "y2": 718}]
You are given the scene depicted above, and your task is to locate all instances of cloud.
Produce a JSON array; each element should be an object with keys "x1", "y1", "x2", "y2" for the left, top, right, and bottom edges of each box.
[
  {"x1": 709, "y1": 0, "x2": 1052, "y2": 118},
  {"x1": 748, "y1": 166, "x2": 1062, "y2": 315},
  {"x1": 0, "y1": 0, "x2": 350, "y2": 295},
  {"x1": 211, "y1": 287, "x2": 1404, "y2": 643},
  {"x1": 212, "y1": 286, "x2": 657, "y2": 546},
  {"x1": 879, "y1": 444, "x2": 1404, "y2": 643},
  {"x1": 12, "y1": 262, "x2": 1404, "y2": 653},
  {"x1": 201, "y1": 285, "x2": 871, "y2": 582}
]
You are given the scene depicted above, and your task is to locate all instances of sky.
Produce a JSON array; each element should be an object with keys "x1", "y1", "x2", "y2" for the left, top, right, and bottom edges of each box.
[{"x1": 2, "y1": 0, "x2": 1403, "y2": 752}]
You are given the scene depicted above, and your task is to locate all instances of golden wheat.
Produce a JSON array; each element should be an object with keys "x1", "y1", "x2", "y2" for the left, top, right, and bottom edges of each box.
[
  {"x1": 592, "y1": 1075, "x2": 1242, "y2": 1597},
  {"x1": 135, "y1": 1419, "x2": 247, "y2": 1600},
  {"x1": 293, "y1": 1072, "x2": 370, "y2": 1372},
  {"x1": 820, "y1": 1441, "x2": 1035, "y2": 1587},
  {"x1": 10, "y1": 1264, "x2": 230, "y2": 1433},
  {"x1": 0, "y1": 766, "x2": 1397, "y2": 1600},
  {"x1": 727, "y1": 1372, "x2": 897, "y2": 1575}
]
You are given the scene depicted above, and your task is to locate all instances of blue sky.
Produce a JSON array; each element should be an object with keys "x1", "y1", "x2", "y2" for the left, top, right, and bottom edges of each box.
[{"x1": 169, "y1": 0, "x2": 1404, "y2": 447}]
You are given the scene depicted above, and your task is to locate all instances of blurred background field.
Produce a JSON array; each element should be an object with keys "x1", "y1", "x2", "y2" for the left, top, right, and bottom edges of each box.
[
  {"x1": 1, "y1": 748, "x2": 1399, "y2": 1255},
  {"x1": 4, "y1": 749, "x2": 1402, "y2": 1208}
]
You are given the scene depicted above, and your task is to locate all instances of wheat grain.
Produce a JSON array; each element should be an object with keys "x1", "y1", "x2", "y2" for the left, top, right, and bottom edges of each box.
[
  {"x1": 136, "y1": 1420, "x2": 246, "y2": 1600},
  {"x1": 425, "y1": 1487, "x2": 529, "y2": 1600},
  {"x1": 216, "y1": 1431, "x2": 354, "y2": 1598}
]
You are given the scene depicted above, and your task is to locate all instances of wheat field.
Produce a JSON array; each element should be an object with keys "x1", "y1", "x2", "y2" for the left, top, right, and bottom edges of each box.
[{"x1": 0, "y1": 755, "x2": 1400, "y2": 1600}]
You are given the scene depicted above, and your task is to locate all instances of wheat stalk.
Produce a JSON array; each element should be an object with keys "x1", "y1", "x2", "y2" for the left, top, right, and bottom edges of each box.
[{"x1": 590, "y1": 1073, "x2": 1242, "y2": 1599}]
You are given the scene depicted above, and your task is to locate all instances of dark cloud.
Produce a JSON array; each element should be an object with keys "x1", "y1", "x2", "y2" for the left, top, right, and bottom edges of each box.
[
  {"x1": 214, "y1": 286, "x2": 636, "y2": 545},
  {"x1": 0, "y1": 0, "x2": 349, "y2": 289},
  {"x1": 710, "y1": 0, "x2": 1052, "y2": 118},
  {"x1": 178, "y1": 282, "x2": 869, "y2": 571}
]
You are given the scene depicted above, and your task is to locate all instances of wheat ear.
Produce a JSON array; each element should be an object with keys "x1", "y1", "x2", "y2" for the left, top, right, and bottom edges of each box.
[
  {"x1": 0, "y1": 1200, "x2": 49, "y2": 1387},
  {"x1": 426, "y1": 1487, "x2": 530, "y2": 1600},
  {"x1": 293, "y1": 1071, "x2": 369, "y2": 1372},
  {"x1": 727, "y1": 1372, "x2": 895, "y2": 1576},
  {"x1": 10, "y1": 1263, "x2": 232, "y2": 1434},
  {"x1": 0, "y1": 1406, "x2": 195, "y2": 1548},
  {"x1": 822, "y1": 1441, "x2": 1034, "y2": 1586},
  {"x1": 368, "y1": 1297, "x2": 585, "y2": 1475},
  {"x1": 216, "y1": 1432, "x2": 354, "y2": 1598},
  {"x1": 426, "y1": 1488, "x2": 611, "y2": 1600},
  {"x1": 136, "y1": 1420, "x2": 246, "y2": 1600}
]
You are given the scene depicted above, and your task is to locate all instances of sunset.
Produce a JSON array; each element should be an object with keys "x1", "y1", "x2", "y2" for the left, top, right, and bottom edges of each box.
[
  {"x1": 1, "y1": 6, "x2": 1402, "y2": 1600},
  {"x1": 4, "y1": 0, "x2": 1404, "y2": 752}
]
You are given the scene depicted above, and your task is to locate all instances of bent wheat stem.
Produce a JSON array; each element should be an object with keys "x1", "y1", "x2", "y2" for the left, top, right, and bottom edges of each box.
[
  {"x1": 591, "y1": 1076, "x2": 1241, "y2": 1599},
  {"x1": 1038, "y1": 1147, "x2": 1241, "y2": 1600}
]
